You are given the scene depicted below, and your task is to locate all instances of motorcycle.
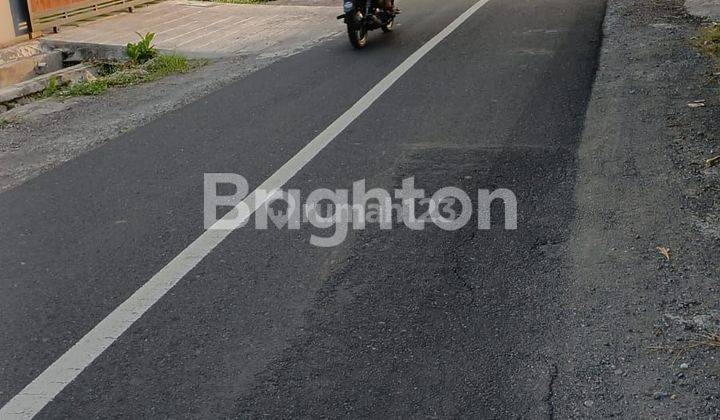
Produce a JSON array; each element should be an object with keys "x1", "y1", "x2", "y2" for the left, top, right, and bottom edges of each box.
[{"x1": 337, "y1": 0, "x2": 399, "y2": 49}]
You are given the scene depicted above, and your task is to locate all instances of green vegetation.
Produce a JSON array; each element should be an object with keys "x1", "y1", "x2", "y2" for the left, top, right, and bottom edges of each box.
[
  {"x1": 0, "y1": 118, "x2": 8, "y2": 129},
  {"x1": 65, "y1": 79, "x2": 109, "y2": 96},
  {"x1": 144, "y1": 54, "x2": 190, "y2": 80},
  {"x1": 103, "y1": 67, "x2": 145, "y2": 86},
  {"x1": 40, "y1": 54, "x2": 199, "y2": 98},
  {"x1": 41, "y1": 76, "x2": 61, "y2": 98},
  {"x1": 696, "y1": 24, "x2": 720, "y2": 63},
  {"x1": 34, "y1": 33, "x2": 204, "y2": 99},
  {"x1": 126, "y1": 32, "x2": 158, "y2": 64}
]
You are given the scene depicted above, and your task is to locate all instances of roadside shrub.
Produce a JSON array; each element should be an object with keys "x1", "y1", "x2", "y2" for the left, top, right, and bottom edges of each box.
[{"x1": 126, "y1": 32, "x2": 158, "y2": 64}]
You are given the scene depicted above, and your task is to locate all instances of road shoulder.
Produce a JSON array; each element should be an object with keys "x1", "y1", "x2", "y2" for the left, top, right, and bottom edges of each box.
[{"x1": 551, "y1": 0, "x2": 720, "y2": 416}]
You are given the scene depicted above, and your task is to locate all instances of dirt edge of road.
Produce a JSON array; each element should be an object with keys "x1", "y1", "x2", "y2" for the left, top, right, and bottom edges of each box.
[{"x1": 549, "y1": 0, "x2": 720, "y2": 416}]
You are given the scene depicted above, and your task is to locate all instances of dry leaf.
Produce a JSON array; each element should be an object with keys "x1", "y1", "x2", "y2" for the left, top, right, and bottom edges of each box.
[
  {"x1": 706, "y1": 155, "x2": 720, "y2": 167},
  {"x1": 657, "y1": 246, "x2": 671, "y2": 261}
]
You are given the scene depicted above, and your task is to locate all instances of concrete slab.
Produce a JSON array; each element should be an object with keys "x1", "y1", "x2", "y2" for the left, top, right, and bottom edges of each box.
[
  {"x1": 42, "y1": 0, "x2": 343, "y2": 59},
  {"x1": 686, "y1": 0, "x2": 720, "y2": 21},
  {"x1": 0, "y1": 63, "x2": 97, "y2": 104},
  {"x1": 0, "y1": 51, "x2": 64, "y2": 88},
  {"x1": 0, "y1": 41, "x2": 44, "y2": 66}
]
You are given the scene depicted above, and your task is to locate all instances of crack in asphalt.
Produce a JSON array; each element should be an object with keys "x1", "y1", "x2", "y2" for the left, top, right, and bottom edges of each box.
[{"x1": 545, "y1": 363, "x2": 559, "y2": 419}]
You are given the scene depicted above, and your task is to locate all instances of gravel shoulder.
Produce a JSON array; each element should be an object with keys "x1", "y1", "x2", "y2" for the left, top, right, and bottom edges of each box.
[{"x1": 549, "y1": 0, "x2": 720, "y2": 416}]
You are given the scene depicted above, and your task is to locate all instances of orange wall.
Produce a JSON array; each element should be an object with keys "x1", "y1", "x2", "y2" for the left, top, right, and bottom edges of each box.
[{"x1": 29, "y1": 0, "x2": 83, "y2": 13}]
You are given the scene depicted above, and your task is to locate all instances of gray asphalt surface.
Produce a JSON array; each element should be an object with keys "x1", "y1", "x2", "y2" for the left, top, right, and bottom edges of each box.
[{"x1": 0, "y1": 0, "x2": 608, "y2": 417}]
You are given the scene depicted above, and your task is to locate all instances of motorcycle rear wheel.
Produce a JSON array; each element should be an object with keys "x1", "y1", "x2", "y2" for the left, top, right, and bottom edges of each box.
[
  {"x1": 347, "y1": 10, "x2": 368, "y2": 49},
  {"x1": 348, "y1": 24, "x2": 368, "y2": 49},
  {"x1": 381, "y1": 18, "x2": 395, "y2": 33}
]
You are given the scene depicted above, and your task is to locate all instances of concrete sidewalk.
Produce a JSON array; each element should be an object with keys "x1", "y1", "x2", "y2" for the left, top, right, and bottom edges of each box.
[
  {"x1": 686, "y1": 0, "x2": 720, "y2": 20},
  {"x1": 42, "y1": 0, "x2": 342, "y2": 58}
]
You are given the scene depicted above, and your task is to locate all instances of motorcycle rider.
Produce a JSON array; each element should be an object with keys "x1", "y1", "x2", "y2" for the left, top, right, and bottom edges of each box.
[{"x1": 373, "y1": 0, "x2": 396, "y2": 25}]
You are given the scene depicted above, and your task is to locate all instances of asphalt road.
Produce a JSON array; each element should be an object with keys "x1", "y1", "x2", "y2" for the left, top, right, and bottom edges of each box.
[{"x1": 0, "y1": 0, "x2": 607, "y2": 417}]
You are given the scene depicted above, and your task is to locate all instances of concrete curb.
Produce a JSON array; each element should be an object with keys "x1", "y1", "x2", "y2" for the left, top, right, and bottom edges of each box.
[
  {"x1": 0, "y1": 50, "x2": 65, "y2": 89},
  {"x1": 40, "y1": 39, "x2": 129, "y2": 61},
  {"x1": 41, "y1": 38, "x2": 234, "y2": 60},
  {"x1": 0, "y1": 63, "x2": 98, "y2": 104},
  {"x1": 685, "y1": 0, "x2": 720, "y2": 21}
]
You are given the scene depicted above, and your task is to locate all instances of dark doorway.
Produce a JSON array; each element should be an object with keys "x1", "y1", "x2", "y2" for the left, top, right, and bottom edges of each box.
[{"x1": 9, "y1": 0, "x2": 30, "y2": 37}]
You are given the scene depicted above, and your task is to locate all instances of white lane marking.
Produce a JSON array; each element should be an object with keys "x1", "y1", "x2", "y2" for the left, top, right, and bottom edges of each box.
[{"x1": 0, "y1": 0, "x2": 492, "y2": 417}]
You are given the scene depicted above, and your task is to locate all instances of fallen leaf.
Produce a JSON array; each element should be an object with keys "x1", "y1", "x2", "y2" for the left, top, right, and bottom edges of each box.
[
  {"x1": 83, "y1": 70, "x2": 97, "y2": 82},
  {"x1": 706, "y1": 155, "x2": 720, "y2": 167},
  {"x1": 657, "y1": 246, "x2": 671, "y2": 261}
]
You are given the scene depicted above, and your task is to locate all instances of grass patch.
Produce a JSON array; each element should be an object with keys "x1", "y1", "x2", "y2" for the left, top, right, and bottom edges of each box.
[
  {"x1": 145, "y1": 54, "x2": 189, "y2": 80},
  {"x1": 104, "y1": 68, "x2": 146, "y2": 86},
  {"x1": 696, "y1": 24, "x2": 720, "y2": 63},
  {"x1": 66, "y1": 79, "x2": 109, "y2": 96},
  {"x1": 41, "y1": 76, "x2": 62, "y2": 98},
  {"x1": 42, "y1": 54, "x2": 201, "y2": 98},
  {"x1": 0, "y1": 118, "x2": 8, "y2": 129}
]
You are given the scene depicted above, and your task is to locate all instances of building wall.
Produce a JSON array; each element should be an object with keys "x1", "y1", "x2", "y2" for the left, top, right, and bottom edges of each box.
[{"x1": 1, "y1": 0, "x2": 30, "y2": 47}]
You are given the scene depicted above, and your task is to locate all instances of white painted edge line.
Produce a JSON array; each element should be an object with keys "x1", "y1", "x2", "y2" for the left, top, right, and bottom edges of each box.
[{"x1": 0, "y1": 0, "x2": 491, "y2": 417}]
